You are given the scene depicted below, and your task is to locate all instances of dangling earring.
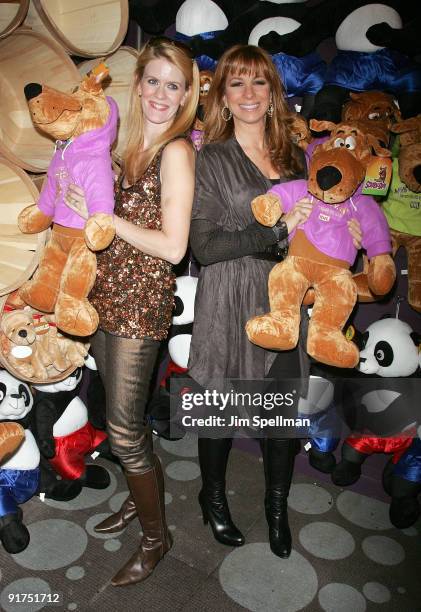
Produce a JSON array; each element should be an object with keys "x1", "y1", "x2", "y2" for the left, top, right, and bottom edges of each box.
[
  {"x1": 221, "y1": 106, "x2": 232, "y2": 122},
  {"x1": 267, "y1": 102, "x2": 274, "y2": 118}
]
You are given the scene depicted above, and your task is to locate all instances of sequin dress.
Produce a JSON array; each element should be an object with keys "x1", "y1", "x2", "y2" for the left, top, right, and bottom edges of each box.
[{"x1": 89, "y1": 149, "x2": 175, "y2": 340}]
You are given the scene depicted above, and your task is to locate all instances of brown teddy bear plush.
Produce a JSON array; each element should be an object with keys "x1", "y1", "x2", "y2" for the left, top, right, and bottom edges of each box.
[
  {"x1": 382, "y1": 114, "x2": 421, "y2": 312},
  {"x1": 0, "y1": 310, "x2": 49, "y2": 380},
  {"x1": 17, "y1": 64, "x2": 118, "y2": 337},
  {"x1": 246, "y1": 119, "x2": 396, "y2": 368}
]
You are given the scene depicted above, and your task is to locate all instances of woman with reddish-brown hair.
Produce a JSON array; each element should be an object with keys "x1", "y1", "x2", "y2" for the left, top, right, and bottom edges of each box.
[{"x1": 188, "y1": 44, "x2": 361, "y2": 558}]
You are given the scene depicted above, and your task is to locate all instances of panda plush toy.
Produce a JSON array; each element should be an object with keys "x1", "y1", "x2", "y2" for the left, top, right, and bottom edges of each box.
[
  {"x1": 0, "y1": 369, "x2": 40, "y2": 554},
  {"x1": 32, "y1": 367, "x2": 112, "y2": 493},
  {"x1": 257, "y1": 0, "x2": 420, "y2": 121},
  {"x1": 332, "y1": 317, "x2": 421, "y2": 528},
  {"x1": 146, "y1": 275, "x2": 198, "y2": 440},
  {"x1": 382, "y1": 425, "x2": 421, "y2": 529}
]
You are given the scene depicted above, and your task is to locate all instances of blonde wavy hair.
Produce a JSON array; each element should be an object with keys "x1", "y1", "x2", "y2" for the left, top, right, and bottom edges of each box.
[
  {"x1": 204, "y1": 44, "x2": 303, "y2": 177},
  {"x1": 124, "y1": 37, "x2": 200, "y2": 184}
]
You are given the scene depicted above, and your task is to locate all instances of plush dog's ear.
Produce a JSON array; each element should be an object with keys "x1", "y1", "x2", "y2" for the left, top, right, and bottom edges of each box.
[
  {"x1": 81, "y1": 62, "x2": 109, "y2": 94},
  {"x1": 309, "y1": 119, "x2": 336, "y2": 134},
  {"x1": 392, "y1": 116, "x2": 421, "y2": 134},
  {"x1": 366, "y1": 133, "x2": 391, "y2": 158}
]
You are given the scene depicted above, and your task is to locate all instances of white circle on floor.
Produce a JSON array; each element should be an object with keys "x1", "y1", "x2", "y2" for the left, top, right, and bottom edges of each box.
[
  {"x1": 219, "y1": 543, "x2": 318, "y2": 612},
  {"x1": 363, "y1": 582, "x2": 391, "y2": 603},
  {"x1": 160, "y1": 431, "x2": 198, "y2": 457},
  {"x1": 104, "y1": 539, "x2": 121, "y2": 552},
  {"x1": 165, "y1": 492, "x2": 173, "y2": 505},
  {"x1": 288, "y1": 484, "x2": 333, "y2": 514},
  {"x1": 299, "y1": 522, "x2": 355, "y2": 560},
  {"x1": 318, "y1": 583, "x2": 366, "y2": 612},
  {"x1": 13, "y1": 520, "x2": 88, "y2": 570},
  {"x1": 66, "y1": 566, "x2": 85, "y2": 580},
  {"x1": 336, "y1": 491, "x2": 392, "y2": 530},
  {"x1": 166, "y1": 460, "x2": 200, "y2": 481},
  {"x1": 362, "y1": 536, "x2": 405, "y2": 565},
  {"x1": 43, "y1": 469, "x2": 117, "y2": 510},
  {"x1": 0, "y1": 578, "x2": 51, "y2": 612}
]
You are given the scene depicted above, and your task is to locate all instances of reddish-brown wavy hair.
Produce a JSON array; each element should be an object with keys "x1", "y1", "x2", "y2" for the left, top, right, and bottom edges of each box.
[{"x1": 204, "y1": 44, "x2": 303, "y2": 177}]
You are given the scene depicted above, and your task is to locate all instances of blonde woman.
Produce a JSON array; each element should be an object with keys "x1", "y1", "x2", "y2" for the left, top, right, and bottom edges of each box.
[{"x1": 65, "y1": 37, "x2": 199, "y2": 586}]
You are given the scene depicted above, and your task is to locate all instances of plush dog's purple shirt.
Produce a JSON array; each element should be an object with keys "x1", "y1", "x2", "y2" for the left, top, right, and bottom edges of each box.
[
  {"x1": 37, "y1": 96, "x2": 118, "y2": 229},
  {"x1": 269, "y1": 179, "x2": 392, "y2": 265}
]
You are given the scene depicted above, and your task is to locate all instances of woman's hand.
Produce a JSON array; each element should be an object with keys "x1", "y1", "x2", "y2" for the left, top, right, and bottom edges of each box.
[
  {"x1": 348, "y1": 218, "x2": 363, "y2": 249},
  {"x1": 64, "y1": 184, "x2": 89, "y2": 221},
  {"x1": 282, "y1": 197, "x2": 313, "y2": 234}
]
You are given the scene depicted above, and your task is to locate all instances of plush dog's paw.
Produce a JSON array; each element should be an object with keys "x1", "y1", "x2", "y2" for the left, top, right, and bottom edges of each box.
[
  {"x1": 251, "y1": 194, "x2": 282, "y2": 226},
  {"x1": 84, "y1": 213, "x2": 115, "y2": 251},
  {"x1": 18, "y1": 205, "x2": 53, "y2": 234}
]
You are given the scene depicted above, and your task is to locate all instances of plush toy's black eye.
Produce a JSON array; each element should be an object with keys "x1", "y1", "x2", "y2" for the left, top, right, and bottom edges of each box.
[
  {"x1": 19, "y1": 384, "x2": 31, "y2": 407},
  {"x1": 0, "y1": 382, "x2": 5, "y2": 403},
  {"x1": 374, "y1": 341, "x2": 393, "y2": 367},
  {"x1": 173, "y1": 295, "x2": 184, "y2": 318}
]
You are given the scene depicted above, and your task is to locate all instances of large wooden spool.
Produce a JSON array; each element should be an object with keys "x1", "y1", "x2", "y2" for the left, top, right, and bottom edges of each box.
[
  {"x1": 0, "y1": 159, "x2": 47, "y2": 297},
  {"x1": 0, "y1": 0, "x2": 29, "y2": 39},
  {"x1": 25, "y1": 0, "x2": 129, "y2": 58},
  {"x1": 78, "y1": 46, "x2": 138, "y2": 163},
  {"x1": 0, "y1": 27, "x2": 80, "y2": 172}
]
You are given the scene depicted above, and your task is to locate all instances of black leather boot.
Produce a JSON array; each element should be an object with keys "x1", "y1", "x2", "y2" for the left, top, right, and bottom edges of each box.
[
  {"x1": 198, "y1": 437, "x2": 245, "y2": 547},
  {"x1": 260, "y1": 438, "x2": 295, "y2": 558}
]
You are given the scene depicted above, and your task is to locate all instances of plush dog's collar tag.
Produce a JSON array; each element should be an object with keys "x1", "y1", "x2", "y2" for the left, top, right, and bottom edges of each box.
[{"x1": 362, "y1": 157, "x2": 392, "y2": 197}]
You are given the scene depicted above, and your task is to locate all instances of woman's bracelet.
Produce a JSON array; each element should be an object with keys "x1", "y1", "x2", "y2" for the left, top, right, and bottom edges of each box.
[{"x1": 272, "y1": 218, "x2": 288, "y2": 241}]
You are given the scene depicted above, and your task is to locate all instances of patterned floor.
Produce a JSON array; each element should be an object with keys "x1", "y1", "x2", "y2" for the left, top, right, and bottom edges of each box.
[{"x1": 0, "y1": 432, "x2": 420, "y2": 612}]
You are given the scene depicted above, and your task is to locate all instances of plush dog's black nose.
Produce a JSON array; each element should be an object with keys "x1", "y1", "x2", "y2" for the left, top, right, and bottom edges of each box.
[
  {"x1": 359, "y1": 357, "x2": 366, "y2": 364},
  {"x1": 24, "y1": 83, "x2": 42, "y2": 101},
  {"x1": 413, "y1": 165, "x2": 421, "y2": 185},
  {"x1": 18, "y1": 329, "x2": 28, "y2": 338},
  {"x1": 316, "y1": 166, "x2": 342, "y2": 191}
]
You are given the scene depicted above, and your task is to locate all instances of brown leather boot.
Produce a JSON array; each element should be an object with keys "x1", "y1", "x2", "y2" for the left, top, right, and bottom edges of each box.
[
  {"x1": 94, "y1": 494, "x2": 137, "y2": 534},
  {"x1": 111, "y1": 455, "x2": 172, "y2": 587}
]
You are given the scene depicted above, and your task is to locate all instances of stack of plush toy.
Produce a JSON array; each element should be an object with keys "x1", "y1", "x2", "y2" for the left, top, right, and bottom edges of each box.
[
  {"x1": 0, "y1": 63, "x2": 119, "y2": 555},
  {"x1": 0, "y1": 63, "x2": 117, "y2": 385}
]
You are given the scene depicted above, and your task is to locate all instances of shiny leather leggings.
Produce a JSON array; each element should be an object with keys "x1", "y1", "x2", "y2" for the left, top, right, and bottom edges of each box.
[{"x1": 90, "y1": 329, "x2": 160, "y2": 474}]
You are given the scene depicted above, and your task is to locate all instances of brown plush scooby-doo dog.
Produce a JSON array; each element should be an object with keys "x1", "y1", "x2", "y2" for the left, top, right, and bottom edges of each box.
[
  {"x1": 382, "y1": 114, "x2": 421, "y2": 312},
  {"x1": 342, "y1": 90, "x2": 401, "y2": 147},
  {"x1": 392, "y1": 114, "x2": 421, "y2": 193},
  {"x1": 17, "y1": 64, "x2": 118, "y2": 337},
  {"x1": 246, "y1": 120, "x2": 396, "y2": 368}
]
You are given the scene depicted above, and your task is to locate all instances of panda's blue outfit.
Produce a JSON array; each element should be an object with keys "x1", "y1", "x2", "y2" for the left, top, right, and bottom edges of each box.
[
  {"x1": 0, "y1": 468, "x2": 40, "y2": 516},
  {"x1": 271, "y1": 52, "x2": 326, "y2": 97},
  {"x1": 394, "y1": 438, "x2": 421, "y2": 483},
  {"x1": 325, "y1": 49, "x2": 421, "y2": 93}
]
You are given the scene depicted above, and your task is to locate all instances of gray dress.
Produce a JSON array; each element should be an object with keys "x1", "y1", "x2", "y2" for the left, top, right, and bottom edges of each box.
[{"x1": 188, "y1": 137, "x2": 308, "y2": 389}]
